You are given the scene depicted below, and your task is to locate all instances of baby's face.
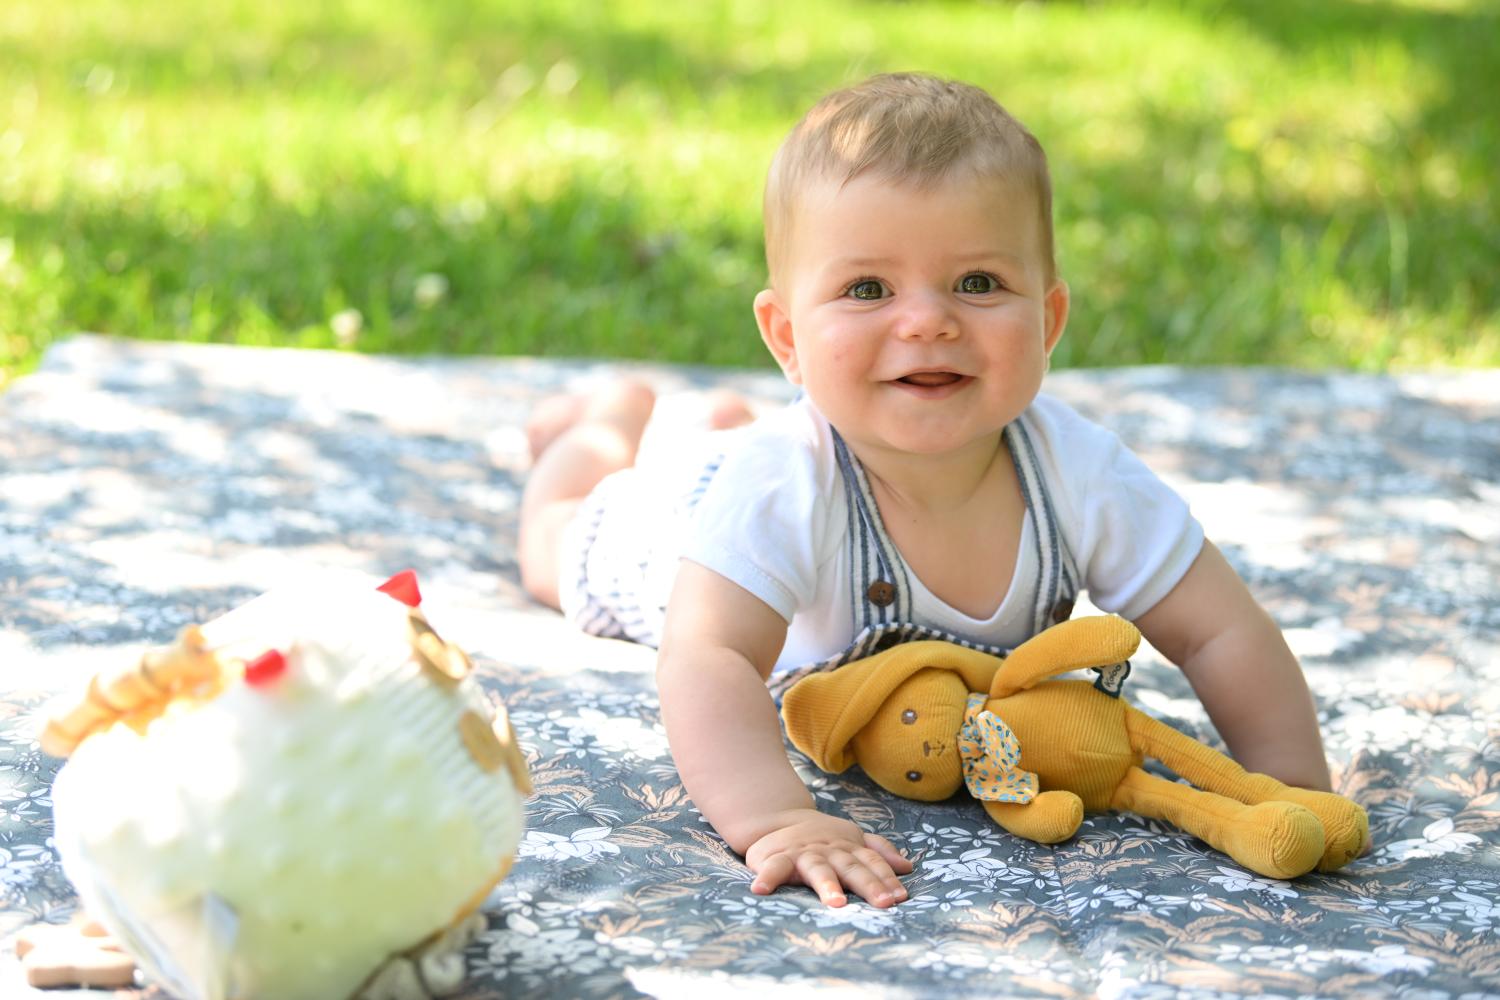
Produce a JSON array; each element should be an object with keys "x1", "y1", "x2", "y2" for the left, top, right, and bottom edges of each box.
[{"x1": 759, "y1": 173, "x2": 1066, "y2": 463}]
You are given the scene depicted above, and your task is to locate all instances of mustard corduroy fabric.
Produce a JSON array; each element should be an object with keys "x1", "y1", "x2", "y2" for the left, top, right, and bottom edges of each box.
[
  {"x1": 781, "y1": 641, "x2": 1000, "y2": 779},
  {"x1": 780, "y1": 615, "x2": 1371, "y2": 880},
  {"x1": 988, "y1": 613, "x2": 1141, "y2": 698}
]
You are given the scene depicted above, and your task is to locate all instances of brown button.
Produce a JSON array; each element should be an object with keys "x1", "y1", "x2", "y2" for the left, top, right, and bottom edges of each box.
[
  {"x1": 867, "y1": 581, "x2": 896, "y2": 607},
  {"x1": 901, "y1": 709, "x2": 918, "y2": 725},
  {"x1": 1051, "y1": 598, "x2": 1074, "y2": 623}
]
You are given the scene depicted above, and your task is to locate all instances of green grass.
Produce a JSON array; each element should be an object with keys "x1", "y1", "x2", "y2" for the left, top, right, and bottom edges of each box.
[{"x1": 2, "y1": 0, "x2": 1497, "y2": 389}]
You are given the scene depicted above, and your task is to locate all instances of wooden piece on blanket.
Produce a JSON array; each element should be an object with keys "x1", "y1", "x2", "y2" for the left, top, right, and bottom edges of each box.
[{"x1": 15, "y1": 914, "x2": 138, "y2": 989}]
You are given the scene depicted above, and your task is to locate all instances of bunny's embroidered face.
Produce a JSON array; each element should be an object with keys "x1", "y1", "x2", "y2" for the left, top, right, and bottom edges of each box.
[
  {"x1": 849, "y1": 669, "x2": 970, "y2": 801},
  {"x1": 780, "y1": 641, "x2": 1002, "y2": 801}
]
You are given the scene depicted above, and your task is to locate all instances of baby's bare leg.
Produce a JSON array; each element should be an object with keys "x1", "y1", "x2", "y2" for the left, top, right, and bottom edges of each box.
[
  {"x1": 526, "y1": 387, "x2": 752, "y2": 462},
  {"x1": 518, "y1": 380, "x2": 656, "y2": 609},
  {"x1": 525, "y1": 394, "x2": 588, "y2": 463}
]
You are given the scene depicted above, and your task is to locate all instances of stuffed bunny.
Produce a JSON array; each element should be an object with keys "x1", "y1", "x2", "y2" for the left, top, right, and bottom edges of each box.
[{"x1": 781, "y1": 615, "x2": 1368, "y2": 880}]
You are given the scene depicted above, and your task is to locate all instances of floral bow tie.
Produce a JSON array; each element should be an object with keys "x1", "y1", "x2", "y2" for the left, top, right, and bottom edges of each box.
[{"x1": 958, "y1": 693, "x2": 1038, "y2": 803}]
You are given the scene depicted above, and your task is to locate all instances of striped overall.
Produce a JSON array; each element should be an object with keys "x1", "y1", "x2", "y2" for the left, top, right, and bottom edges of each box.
[
  {"x1": 764, "y1": 415, "x2": 1084, "y2": 700},
  {"x1": 562, "y1": 409, "x2": 1129, "y2": 697}
]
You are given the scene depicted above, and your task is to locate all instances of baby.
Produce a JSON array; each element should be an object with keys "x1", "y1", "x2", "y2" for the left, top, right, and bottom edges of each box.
[{"x1": 517, "y1": 73, "x2": 1332, "y2": 910}]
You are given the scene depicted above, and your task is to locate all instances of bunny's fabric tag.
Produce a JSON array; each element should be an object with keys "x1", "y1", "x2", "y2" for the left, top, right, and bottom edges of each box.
[{"x1": 1091, "y1": 659, "x2": 1131, "y2": 698}]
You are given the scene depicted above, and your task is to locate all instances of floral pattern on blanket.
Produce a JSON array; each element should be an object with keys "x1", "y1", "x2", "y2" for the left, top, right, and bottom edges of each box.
[
  {"x1": 1, "y1": 338, "x2": 1497, "y2": 999},
  {"x1": 468, "y1": 653, "x2": 1500, "y2": 1000}
]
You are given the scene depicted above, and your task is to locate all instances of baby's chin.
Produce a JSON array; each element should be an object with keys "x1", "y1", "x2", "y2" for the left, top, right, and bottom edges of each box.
[{"x1": 839, "y1": 421, "x2": 1012, "y2": 460}]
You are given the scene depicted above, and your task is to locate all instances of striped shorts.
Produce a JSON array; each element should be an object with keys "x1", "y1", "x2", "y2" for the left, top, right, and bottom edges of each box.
[{"x1": 557, "y1": 426, "x2": 735, "y2": 647}]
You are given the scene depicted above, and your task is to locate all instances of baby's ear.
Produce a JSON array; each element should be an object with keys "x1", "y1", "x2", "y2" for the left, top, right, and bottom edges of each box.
[{"x1": 753, "y1": 289, "x2": 801, "y2": 385}]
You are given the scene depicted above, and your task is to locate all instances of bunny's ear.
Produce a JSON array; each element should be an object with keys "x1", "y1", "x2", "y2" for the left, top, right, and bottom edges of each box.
[
  {"x1": 781, "y1": 641, "x2": 1002, "y2": 772},
  {"x1": 989, "y1": 616, "x2": 1141, "y2": 699}
]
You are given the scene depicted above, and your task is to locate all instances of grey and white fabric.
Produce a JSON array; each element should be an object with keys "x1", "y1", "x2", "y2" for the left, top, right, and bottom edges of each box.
[{"x1": 2, "y1": 337, "x2": 1498, "y2": 999}]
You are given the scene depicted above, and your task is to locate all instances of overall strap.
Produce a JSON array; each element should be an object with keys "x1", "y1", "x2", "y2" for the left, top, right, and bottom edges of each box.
[
  {"x1": 771, "y1": 414, "x2": 1105, "y2": 704},
  {"x1": 831, "y1": 428, "x2": 913, "y2": 631},
  {"x1": 1004, "y1": 415, "x2": 1080, "y2": 637},
  {"x1": 827, "y1": 414, "x2": 1080, "y2": 654}
]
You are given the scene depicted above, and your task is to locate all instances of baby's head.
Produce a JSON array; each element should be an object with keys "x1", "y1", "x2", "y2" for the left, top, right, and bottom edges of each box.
[
  {"x1": 754, "y1": 74, "x2": 1066, "y2": 457},
  {"x1": 763, "y1": 72, "x2": 1055, "y2": 292}
]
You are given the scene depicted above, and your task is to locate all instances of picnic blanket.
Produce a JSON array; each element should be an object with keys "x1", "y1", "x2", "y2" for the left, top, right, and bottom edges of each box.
[{"x1": 2, "y1": 335, "x2": 1497, "y2": 999}]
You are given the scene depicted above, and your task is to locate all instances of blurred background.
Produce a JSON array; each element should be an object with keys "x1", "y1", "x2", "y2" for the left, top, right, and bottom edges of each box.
[{"x1": 1, "y1": 0, "x2": 1495, "y2": 390}]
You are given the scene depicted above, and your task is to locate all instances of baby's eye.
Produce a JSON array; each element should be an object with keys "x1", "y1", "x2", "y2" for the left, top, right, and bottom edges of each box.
[
  {"x1": 846, "y1": 279, "x2": 887, "y2": 301},
  {"x1": 957, "y1": 272, "x2": 1000, "y2": 295}
]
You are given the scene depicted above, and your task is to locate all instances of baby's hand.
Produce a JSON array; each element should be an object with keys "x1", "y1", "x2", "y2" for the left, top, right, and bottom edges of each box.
[{"x1": 744, "y1": 808, "x2": 913, "y2": 908}]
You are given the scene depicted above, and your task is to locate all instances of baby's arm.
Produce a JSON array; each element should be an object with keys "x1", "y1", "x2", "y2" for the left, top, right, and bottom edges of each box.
[
  {"x1": 656, "y1": 560, "x2": 911, "y2": 908},
  {"x1": 1135, "y1": 541, "x2": 1332, "y2": 791}
]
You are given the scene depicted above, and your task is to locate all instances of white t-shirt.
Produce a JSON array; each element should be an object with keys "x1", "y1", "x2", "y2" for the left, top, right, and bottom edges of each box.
[{"x1": 681, "y1": 394, "x2": 1204, "y2": 672}]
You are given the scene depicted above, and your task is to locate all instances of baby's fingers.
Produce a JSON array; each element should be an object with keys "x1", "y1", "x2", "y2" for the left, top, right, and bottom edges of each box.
[
  {"x1": 750, "y1": 851, "x2": 849, "y2": 907},
  {"x1": 847, "y1": 848, "x2": 908, "y2": 907},
  {"x1": 794, "y1": 857, "x2": 849, "y2": 908},
  {"x1": 863, "y1": 832, "x2": 915, "y2": 874},
  {"x1": 750, "y1": 852, "x2": 796, "y2": 896}
]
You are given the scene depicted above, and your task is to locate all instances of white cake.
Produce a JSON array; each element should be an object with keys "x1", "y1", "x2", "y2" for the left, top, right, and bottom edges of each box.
[{"x1": 47, "y1": 573, "x2": 528, "y2": 1000}]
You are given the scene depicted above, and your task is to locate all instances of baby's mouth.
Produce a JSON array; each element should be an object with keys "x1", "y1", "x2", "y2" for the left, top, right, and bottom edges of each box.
[{"x1": 895, "y1": 371, "x2": 964, "y2": 387}]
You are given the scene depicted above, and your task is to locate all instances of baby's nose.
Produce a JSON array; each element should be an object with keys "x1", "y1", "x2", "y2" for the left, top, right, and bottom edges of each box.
[{"x1": 892, "y1": 290, "x2": 957, "y2": 341}]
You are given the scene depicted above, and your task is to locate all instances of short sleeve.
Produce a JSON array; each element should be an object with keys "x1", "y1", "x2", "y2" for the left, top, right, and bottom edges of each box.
[
  {"x1": 1027, "y1": 395, "x2": 1205, "y2": 621},
  {"x1": 681, "y1": 401, "x2": 842, "y2": 623}
]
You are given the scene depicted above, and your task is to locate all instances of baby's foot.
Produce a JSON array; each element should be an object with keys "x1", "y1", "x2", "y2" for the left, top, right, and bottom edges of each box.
[
  {"x1": 525, "y1": 394, "x2": 588, "y2": 463},
  {"x1": 704, "y1": 389, "x2": 756, "y2": 431},
  {"x1": 526, "y1": 379, "x2": 660, "y2": 467}
]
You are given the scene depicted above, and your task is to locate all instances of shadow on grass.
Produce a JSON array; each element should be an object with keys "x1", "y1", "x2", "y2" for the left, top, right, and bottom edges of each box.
[
  {"x1": 3, "y1": 0, "x2": 1495, "y2": 375},
  {"x1": 3, "y1": 171, "x2": 771, "y2": 369},
  {"x1": 1191, "y1": 0, "x2": 1500, "y2": 174},
  {"x1": 0, "y1": 2, "x2": 845, "y2": 113},
  {"x1": 1037, "y1": 0, "x2": 1499, "y2": 367},
  {"x1": 7, "y1": 97, "x2": 1495, "y2": 381}
]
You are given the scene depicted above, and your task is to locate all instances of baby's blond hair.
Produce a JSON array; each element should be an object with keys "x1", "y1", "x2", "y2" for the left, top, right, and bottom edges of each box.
[{"x1": 764, "y1": 73, "x2": 1055, "y2": 288}]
